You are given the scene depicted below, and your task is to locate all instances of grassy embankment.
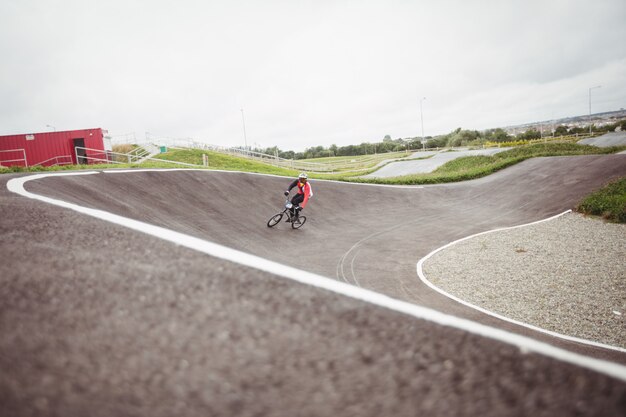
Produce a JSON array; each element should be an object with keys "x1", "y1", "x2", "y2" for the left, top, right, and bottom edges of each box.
[
  {"x1": 149, "y1": 148, "x2": 425, "y2": 177},
  {"x1": 3, "y1": 142, "x2": 623, "y2": 222},
  {"x1": 576, "y1": 177, "x2": 626, "y2": 223},
  {"x1": 317, "y1": 143, "x2": 626, "y2": 184},
  {"x1": 0, "y1": 148, "x2": 299, "y2": 176},
  {"x1": 0, "y1": 162, "x2": 129, "y2": 174},
  {"x1": 150, "y1": 148, "x2": 299, "y2": 176},
  {"x1": 2, "y1": 143, "x2": 624, "y2": 188},
  {"x1": 152, "y1": 143, "x2": 624, "y2": 186},
  {"x1": 303, "y1": 150, "x2": 412, "y2": 165}
]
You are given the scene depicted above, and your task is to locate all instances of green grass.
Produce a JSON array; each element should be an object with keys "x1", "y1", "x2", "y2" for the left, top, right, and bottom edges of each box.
[
  {"x1": 293, "y1": 150, "x2": 416, "y2": 173},
  {"x1": 4, "y1": 143, "x2": 624, "y2": 224},
  {"x1": 436, "y1": 143, "x2": 625, "y2": 176},
  {"x1": 0, "y1": 149, "x2": 301, "y2": 176},
  {"x1": 3, "y1": 143, "x2": 624, "y2": 189},
  {"x1": 0, "y1": 162, "x2": 128, "y2": 174},
  {"x1": 302, "y1": 151, "x2": 411, "y2": 163},
  {"x1": 152, "y1": 149, "x2": 299, "y2": 175},
  {"x1": 320, "y1": 143, "x2": 626, "y2": 185},
  {"x1": 576, "y1": 177, "x2": 626, "y2": 223}
]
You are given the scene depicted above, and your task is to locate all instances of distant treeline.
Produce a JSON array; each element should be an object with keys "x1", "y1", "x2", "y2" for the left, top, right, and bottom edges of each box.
[{"x1": 245, "y1": 119, "x2": 626, "y2": 160}]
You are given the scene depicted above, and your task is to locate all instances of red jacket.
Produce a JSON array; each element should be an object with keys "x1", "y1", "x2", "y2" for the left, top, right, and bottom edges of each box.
[{"x1": 287, "y1": 180, "x2": 313, "y2": 208}]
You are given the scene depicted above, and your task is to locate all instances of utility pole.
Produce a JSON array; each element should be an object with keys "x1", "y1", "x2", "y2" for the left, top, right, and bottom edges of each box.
[
  {"x1": 240, "y1": 108, "x2": 248, "y2": 150},
  {"x1": 588, "y1": 85, "x2": 601, "y2": 135},
  {"x1": 420, "y1": 97, "x2": 426, "y2": 150}
]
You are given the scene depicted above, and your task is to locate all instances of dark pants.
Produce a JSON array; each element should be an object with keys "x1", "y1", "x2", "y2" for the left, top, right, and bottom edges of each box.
[{"x1": 290, "y1": 194, "x2": 304, "y2": 215}]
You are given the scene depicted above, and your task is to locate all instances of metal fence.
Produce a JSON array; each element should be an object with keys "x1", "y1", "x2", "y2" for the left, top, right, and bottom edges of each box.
[
  {"x1": 0, "y1": 148, "x2": 27, "y2": 167},
  {"x1": 148, "y1": 138, "x2": 419, "y2": 173},
  {"x1": 33, "y1": 155, "x2": 73, "y2": 167},
  {"x1": 73, "y1": 146, "x2": 201, "y2": 168}
]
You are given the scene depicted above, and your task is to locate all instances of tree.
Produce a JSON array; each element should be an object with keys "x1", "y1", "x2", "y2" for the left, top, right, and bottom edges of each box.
[
  {"x1": 425, "y1": 136, "x2": 447, "y2": 148},
  {"x1": 518, "y1": 128, "x2": 541, "y2": 140},
  {"x1": 554, "y1": 125, "x2": 569, "y2": 136},
  {"x1": 485, "y1": 128, "x2": 511, "y2": 142},
  {"x1": 446, "y1": 128, "x2": 477, "y2": 147}
]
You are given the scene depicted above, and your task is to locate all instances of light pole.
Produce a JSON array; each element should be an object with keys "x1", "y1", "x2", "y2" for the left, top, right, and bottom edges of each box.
[
  {"x1": 420, "y1": 97, "x2": 426, "y2": 150},
  {"x1": 46, "y1": 124, "x2": 56, "y2": 131},
  {"x1": 588, "y1": 85, "x2": 601, "y2": 135},
  {"x1": 240, "y1": 108, "x2": 248, "y2": 151}
]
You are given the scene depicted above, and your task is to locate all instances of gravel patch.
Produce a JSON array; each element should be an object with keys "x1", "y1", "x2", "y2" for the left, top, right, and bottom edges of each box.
[{"x1": 422, "y1": 212, "x2": 626, "y2": 349}]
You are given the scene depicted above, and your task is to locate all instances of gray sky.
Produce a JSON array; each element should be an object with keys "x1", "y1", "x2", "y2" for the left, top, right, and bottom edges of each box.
[{"x1": 1, "y1": 0, "x2": 625, "y2": 151}]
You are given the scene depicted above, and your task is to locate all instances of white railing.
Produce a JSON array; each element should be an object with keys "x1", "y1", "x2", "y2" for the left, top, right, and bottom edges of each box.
[
  {"x1": 151, "y1": 137, "x2": 418, "y2": 173},
  {"x1": 73, "y1": 146, "x2": 201, "y2": 168},
  {"x1": 34, "y1": 155, "x2": 73, "y2": 167},
  {"x1": 122, "y1": 146, "x2": 150, "y2": 163},
  {"x1": 0, "y1": 148, "x2": 28, "y2": 167},
  {"x1": 147, "y1": 137, "x2": 336, "y2": 172},
  {"x1": 134, "y1": 143, "x2": 161, "y2": 163},
  {"x1": 206, "y1": 146, "x2": 420, "y2": 173},
  {"x1": 108, "y1": 133, "x2": 424, "y2": 173}
]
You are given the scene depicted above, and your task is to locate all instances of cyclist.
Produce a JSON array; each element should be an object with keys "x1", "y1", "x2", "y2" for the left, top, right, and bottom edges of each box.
[{"x1": 284, "y1": 172, "x2": 313, "y2": 221}]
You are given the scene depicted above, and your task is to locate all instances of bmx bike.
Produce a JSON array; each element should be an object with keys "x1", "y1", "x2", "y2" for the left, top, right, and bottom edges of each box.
[{"x1": 267, "y1": 199, "x2": 307, "y2": 229}]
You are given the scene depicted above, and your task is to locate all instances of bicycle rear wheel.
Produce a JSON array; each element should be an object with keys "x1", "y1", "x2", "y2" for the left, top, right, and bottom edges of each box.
[
  {"x1": 267, "y1": 213, "x2": 283, "y2": 227},
  {"x1": 291, "y1": 215, "x2": 306, "y2": 229}
]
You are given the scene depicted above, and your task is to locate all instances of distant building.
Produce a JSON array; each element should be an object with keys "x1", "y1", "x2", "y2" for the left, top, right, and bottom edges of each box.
[
  {"x1": 0, "y1": 128, "x2": 109, "y2": 167},
  {"x1": 502, "y1": 109, "x2": 626, "y2": 137}
]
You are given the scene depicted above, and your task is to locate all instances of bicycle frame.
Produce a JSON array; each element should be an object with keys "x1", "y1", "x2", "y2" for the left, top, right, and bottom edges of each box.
[
  {"x1": 283, "y1": 200, "x2": 300, "y2": 221},
  {"x1": 267, "y1": 197, "x2": 306, "y2": 229}
]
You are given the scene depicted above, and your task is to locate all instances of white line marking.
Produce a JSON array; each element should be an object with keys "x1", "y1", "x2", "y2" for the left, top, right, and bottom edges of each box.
[
  {"x1": 336, "y1": 221, "x2": 415, "y2": 287},
  {"x1": 7, "y1": 171, "x2": 626, "y2": 383},
  {"x1": 417, "y1": 211, "x2": 626, "y2": 354}
]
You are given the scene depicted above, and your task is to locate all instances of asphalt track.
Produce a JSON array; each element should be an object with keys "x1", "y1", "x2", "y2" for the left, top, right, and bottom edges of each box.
[
  {"x1": 2, "y1": 154, "x2": 626, "y2": 416},
  {"x1": 363, "y1": 147, "x2": 510, "y2": 178},
  {"x1": 366, "y1": 131, "x2": 626, "y2": 179},
  {"x1": 578, "y1": 131, "x2": 626, "y2": 150}
]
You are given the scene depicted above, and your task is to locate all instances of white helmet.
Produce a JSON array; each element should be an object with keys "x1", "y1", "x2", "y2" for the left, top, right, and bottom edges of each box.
[{"x1": 298, "y1": 172, "x2": 308, "y2": 179}]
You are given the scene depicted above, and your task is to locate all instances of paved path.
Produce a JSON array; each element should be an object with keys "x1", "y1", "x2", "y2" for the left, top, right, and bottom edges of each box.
[
  {"x1": 2, "y1": 154, "x2": 626, "y2": 416},
  {"x1": 578, "y1": 131, "x2": 626, "y2": 150},
  {"x1": 363, "y1": 147, "x2": 511, "y2": 178},
  {"x1": 365, "y1": 131, "x2": 626, "y2": 178}
]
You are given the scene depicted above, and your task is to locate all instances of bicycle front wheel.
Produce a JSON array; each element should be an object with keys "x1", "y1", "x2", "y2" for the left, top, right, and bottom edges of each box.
[
  {"x1": 267, "y1": 213, "x2": 283, "y2": 227},
  {"x1": 291, "y1": 215, "x2": 306, "y2": 229}
]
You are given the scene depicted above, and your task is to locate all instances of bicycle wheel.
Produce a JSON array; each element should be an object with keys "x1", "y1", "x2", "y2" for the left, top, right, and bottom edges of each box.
[
  {"x1": 291, "y1": 215, "x2": 306, "y2": 229},
  {"x1": 267, "y1": 213, "x2": 283, "y2": 227}
]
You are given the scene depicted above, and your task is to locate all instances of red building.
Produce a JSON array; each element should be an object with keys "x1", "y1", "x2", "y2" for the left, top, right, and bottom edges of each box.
[{"x1": 0, "y1": 128, "x2": 108, "y2": 167}]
